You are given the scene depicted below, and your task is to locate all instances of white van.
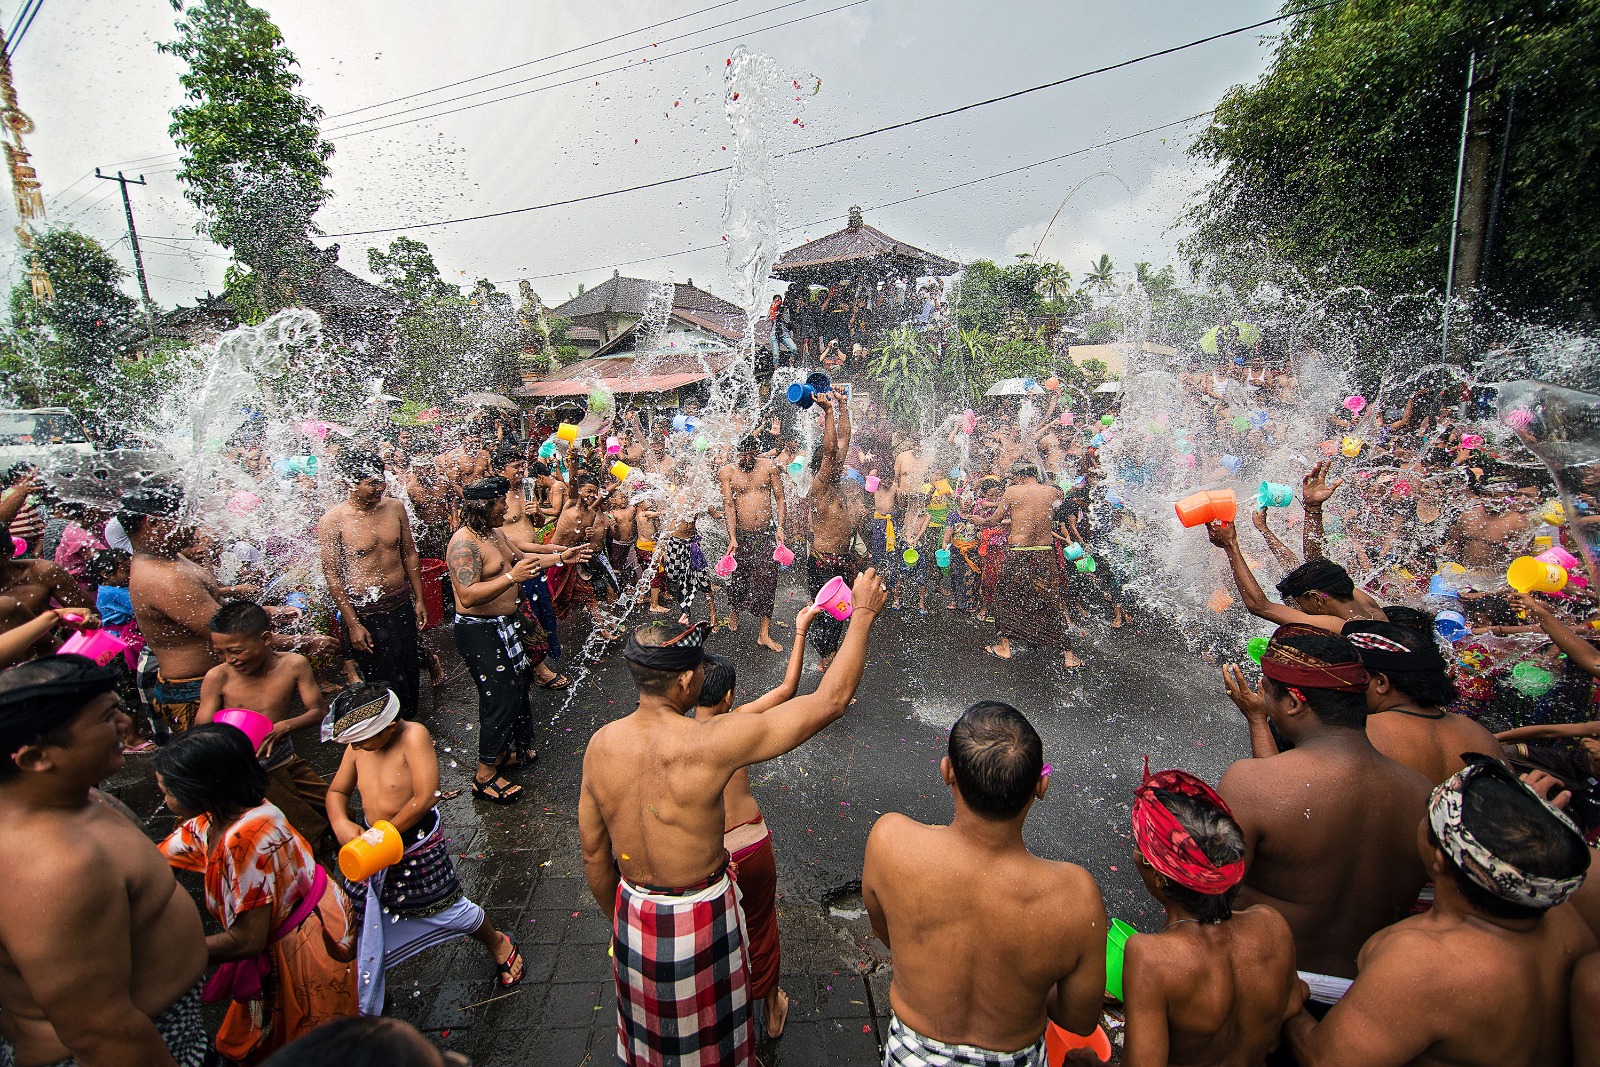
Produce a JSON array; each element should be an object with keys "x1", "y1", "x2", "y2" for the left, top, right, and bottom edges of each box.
[{"x1": 0, "y1": 408, "x2": 97, "y2": 468}]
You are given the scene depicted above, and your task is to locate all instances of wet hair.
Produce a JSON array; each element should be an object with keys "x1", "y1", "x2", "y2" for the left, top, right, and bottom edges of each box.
[
  {"x1": 530, "y1": 459, "x2": 553, "y2": 479},
  {"x1": 152, "y1": 724, "x2": 267, "y2": 819},
  {"x1": 209, "y1": 600, "x2": 271, "y2": 637},
  {"x1": 1276, "y1": 558, "x2": 1355, "y2": 601},
  {"x1": 492, "y1": 445, "x2": 524, "y2": 472},
  {"x1": 576, "y1": 474, "x2": 600, "y2": 490},
  {"x1": 1363, "y1": 621, "x2": 1459, "y2": 707},
  {"x1": 1430, "y1": 771, "x2": 1591, "y2": 921},
  {"x1": 1261, "y1": 629, "x2": 1369, "y2": 729},
  {"x1": 1382, "y1": 605, "x2": 1435, "y2": 637},
  {"x1": 459, "y1": 497, "x2": 501, "y2": 536},
  {"x1": 948, "y1": 701, "x2": 1043, "y2": 820},
  {"x1": 1152, "y1": 789, "x2": 1247, "y2": 923},
  {"x1": 697, "y1": 654, "x2": 737, "y2": 709},
  {"x1": 738, "y1": 435, "x2": 760, "y2": 454},
  {"x1": 85, "y1": 548, "x2": 132, "y2": 586},
  {"x1": 625, "y1": 623, "x2": 701, "y2": 697},
  {"x1": 259, "y1": 1016, "x2": 444, "y2": 1067},
  {"x1": 336, "y1": 449, "x2": 384, "y2": 482},
  {"x1": 1009, "y1": 463, "x2": 1040, "y2": 482}
]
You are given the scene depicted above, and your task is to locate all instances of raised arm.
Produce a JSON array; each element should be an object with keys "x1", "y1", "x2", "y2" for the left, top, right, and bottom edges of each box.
[
  {"x1": 734, "y1": 608, "x2": 818, "y2": 715},
  {"x1": 1301, "y1": 461, "x2": 1341, "y2": 562},
  {"x1": 1517, "y1": 594, "x2": 1600, "y2": 678},
  {"x1": 815, "y1": 395, "x2": 840, "y2": 485},
  {"x1": 1252, "y1": 507, "x2": 1301, "y2": 571},
  {"x1": 1207, "y1": 521, "x2": 1342, "y2": 630}
]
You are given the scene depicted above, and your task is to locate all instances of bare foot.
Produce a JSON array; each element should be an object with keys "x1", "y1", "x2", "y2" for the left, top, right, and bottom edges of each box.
[
  {"x1": 725, "y1": 615, "x2": 739, "y2": 632},
  {"x1": 679, "y1": 614, "x2": 691, "y2": 626},
  {"x1": 764, "y1": 986, "x2": 790, "y2": 1038},
  {"x1": 649, "y1": 603, "x2": 671, "y2": 614},
  {"x1": 758, "y1": 635, "x2": 784, "y2": 652},
  {"x1": 1063, "y1": 651, "x2": 1083, "y2": 669},
  {"x1": 428, "y1": 652, "x2": 445, "y2": 686}
]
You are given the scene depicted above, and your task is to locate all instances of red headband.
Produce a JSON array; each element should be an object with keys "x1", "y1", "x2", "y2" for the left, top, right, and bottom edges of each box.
[
  {"x1": 1131, "y1": 760, "x2": 1245, "y2": 895},
  {"x1": 1259, "y1": 624, "x2": 1370, "y2": 694}
]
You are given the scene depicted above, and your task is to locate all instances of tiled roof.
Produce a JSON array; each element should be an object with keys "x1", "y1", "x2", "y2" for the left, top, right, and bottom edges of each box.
[
  {"x1": 772, "y1": 213, "x2": 959, "y2": 279},
  {"x1": 551, "y1": 273, "x2": 744, "y2": 321}
]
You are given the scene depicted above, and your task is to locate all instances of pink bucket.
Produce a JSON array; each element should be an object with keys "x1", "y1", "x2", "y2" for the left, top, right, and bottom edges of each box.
[
  {"x1": 864, "y1": 475, "x2": 881, "y2": 493},
  {"x1": 10, "y1": 536, "x2": 25, "y2": 557},
  {"x1": 1459, "y1": 433, "x2": 1483, "y2": 450},
  {"x1": 714, "y1": 552, "x2": 738, "y2": 578},
  {"x1": 1539, "y1": 546, "x2": 1580, "y2": 570},
  {"x1": 213, "y1": 708, "x2": 274, "y2": 750},
  {"x1": 58, "y1": 627, "x2": 133, "y2": 669},
  {"x1": 773, "y1": 543, "x2": 795, "y2": 567},
  {"x1": 813, "y1": 575, "x2": 853, "y2": 621}
]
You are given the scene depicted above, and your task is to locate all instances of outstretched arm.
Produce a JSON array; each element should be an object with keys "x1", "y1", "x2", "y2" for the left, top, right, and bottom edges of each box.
[
  {"x1": 1301, "y1": 460, "x2": 1341, "y2": 562},
  {"x1": 1207, "y1": 521, "x2": 1340, "y2": 630},
  {"x1": 815, "y1": 395, "x2": 841, "y2": 485},
  {"x1": 1515, "y1": 594, "x2": 1600, "y2": 677},
  {"x1": 1252, "y1": 508, "x2": 1301, "y2": 571},
  {"x1": 734, "y1": 608, "x2": 818, "y2": 715}
]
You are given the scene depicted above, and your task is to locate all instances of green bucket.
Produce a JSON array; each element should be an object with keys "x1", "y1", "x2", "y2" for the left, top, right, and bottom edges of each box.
[
  {"x1": 1105, "y1": 918, "x2": 1136, "y2": 1000},
  {"x1": 1510, "y1": 660, "x2": 1555, "y2": 698},
  {"x1": 1247, "y1": 636, "x2": 1270, "y2": 664}
]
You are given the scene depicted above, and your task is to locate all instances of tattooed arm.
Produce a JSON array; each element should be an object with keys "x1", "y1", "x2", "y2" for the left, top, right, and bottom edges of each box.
[{"x1": 447, "y1": 533, "x2": 536, "y2": 610}]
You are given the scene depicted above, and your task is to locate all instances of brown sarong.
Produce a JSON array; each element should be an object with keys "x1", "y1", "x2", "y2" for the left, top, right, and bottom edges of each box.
[
  {"x1": 728, "y1": 818, "x2": 780, "y2": 998},
  {"x1": 994, "y1": 546, "x2": 1069, "y2": 650}
]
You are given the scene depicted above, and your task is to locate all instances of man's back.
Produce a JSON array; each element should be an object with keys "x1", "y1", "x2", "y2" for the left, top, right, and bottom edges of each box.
[
  {"x1": 1365, "y1": 710, "x2": 1503, "y2": 786},
  {"x1": 863, "y1": 814, "x2": 1104, "y2": 1052},
  {"x1": 1221, "y1": 742, "x2": 1430, "y2": 977},
  {"x1": 1004, "y1": 482, "x2": 1058, "y2": 546},
  {"x1": 129, "y1": 554, "x2": 220, "y2": 679},
  {"x1": 1123, "y1": 906, "x2": 1298, "y2": 1067}
]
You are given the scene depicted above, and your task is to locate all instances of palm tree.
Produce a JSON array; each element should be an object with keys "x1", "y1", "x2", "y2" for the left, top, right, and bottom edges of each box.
[
  {"x1": 1082, "y1": 254, "x2": 1116, "y2": 295},
  {"x1": 1036, "y1": 261, "x2": 1072, "y2": 303}
]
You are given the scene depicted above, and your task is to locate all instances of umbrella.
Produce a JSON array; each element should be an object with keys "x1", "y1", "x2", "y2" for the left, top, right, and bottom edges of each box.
[
  {"x1": 452, "y1": 391, "x2": 520, "y2": 411},
  {"x1": 986, "y1": 377, "x2": 1047, "y2": 397}
]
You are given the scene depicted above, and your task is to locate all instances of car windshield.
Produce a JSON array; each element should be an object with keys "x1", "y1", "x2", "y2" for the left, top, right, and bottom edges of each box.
[{"x1": 0, "y1": 412, "x2": 89, "y2": 445}]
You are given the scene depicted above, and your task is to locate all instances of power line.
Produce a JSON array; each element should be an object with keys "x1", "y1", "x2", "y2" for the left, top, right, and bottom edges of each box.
[
  {"x1": 324, "y1": 1, "x2": 1333, "y2": 239},
  {"x1": 7, "y1": 0, "x2": 41, "y2": 57},
  {"x1": 4, "y1": 0, "x2": 36, "y2": 51}
]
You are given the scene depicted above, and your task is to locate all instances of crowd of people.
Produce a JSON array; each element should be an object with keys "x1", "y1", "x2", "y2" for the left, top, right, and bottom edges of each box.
[{"x1": 2, "y1": 334, "x2": 1600, "y2": 1067}]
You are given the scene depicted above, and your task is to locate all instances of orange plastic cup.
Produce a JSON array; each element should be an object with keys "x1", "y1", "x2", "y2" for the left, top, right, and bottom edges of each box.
[
  {"x1": 338, "y1": 820, "x2": 404, "y2": 882},
  {"x1": 1205, "y1": 489, "x2": 1237, "y2": 524},
  {"x1": 1045, "y1": 1021, "x2": 1111, "y2": 1065},
  {"x1": 1175, "y1": 489, "x2": 1237, "y2": 528}
]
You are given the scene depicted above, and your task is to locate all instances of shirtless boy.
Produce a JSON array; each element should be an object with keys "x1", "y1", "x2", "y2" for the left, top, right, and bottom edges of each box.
[
  {"x1": 579, "y1": 570, "x2": 885, "y2": 1064},
  {"x1": 324, "y1": 684, "x2": 522, "y2": 1012},
  {"x1": 1121, "y1": 766, "x2": 1302, "y2": 1067},
  {"x1": 806, "y1": 392, "x2": 859, "y2": 669},
  {"x1": 863, "y1": 701, "x2": 1106, "y2": 1062},
  {"x1": 0, "y1": 522, "x2": 96, "y2": 626},
  {"x1": 196, "y1": 601, "x2": 330, "y2": 844},
  {"x1": 719, "y1": 436, "x2": 788, "y2": 651},
  {"x1": 318, "y1": 450, "x2": 427, "y2": 718},
  {"x1": 692, "y1": 605, "x2": 820, "y2": 1038},
  {"x1": 0, "y1": 656, "x2": 210, "y2": 1067}
]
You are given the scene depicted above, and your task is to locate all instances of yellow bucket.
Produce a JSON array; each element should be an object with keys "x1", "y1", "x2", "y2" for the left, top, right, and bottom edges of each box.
[
  {"x1": 556, "y1": 422, "x2": 579, "y2": 444},
  {"x1": 1340, "y1": 436, "x2": 1361, "y2": 458},
  {"x1": 610, "y1": 461, "x2": 633, "y2": 482},
  {"x1": 338, "y1": 820, "x2": 403, "y2": 882},
  {"x1": 1507, "y1": 555, "x2": 1567, "y2": 594}
]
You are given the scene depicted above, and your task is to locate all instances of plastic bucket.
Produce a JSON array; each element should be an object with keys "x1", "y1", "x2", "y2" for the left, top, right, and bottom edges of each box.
[
  {"x1": 1063, "y1": 543, "x2": 1085, "y2": 561},
  {"x1": 1510, "y1": 661, "x2": 1555, "y2": 698},
  {"x1": 213, "y1": 708, "x2": 274, "y2": 750},
  {"x1": 1427, "y1": 574, "x2": 1460, "y2": 598},
  {"x1": 58, "y1": 627, "x2": 133, "y2": 668},
  {"x1": 1343, "y1": 394, "x2": 1367, "y2": 414},
  {"x1": 773, "y1": 543, "x2": 795, "y2": 567},
  {"x1": 538, "y1": 440, "x2": 557, "y2": 460},
  {"x1": 935, "y1": 548, "x2": 951, "y2": 569},
  {"x1": 1538, "y1": 546, "x2": 1580, "y2": 570},
  {"x1": 1220, "y1": 454, "x2": 1243, "y2": 474},
  {"x1": 1105, "y1": 918, "x2": 1136, "y2": 999},
  {"x1": 1259, "y1": 482, "x2": 1294, "y2": 508},
  {"x1": 1045, "y1": 1022, "x2": 1111, "y2": 1066},
  {"x1": 606, "y1": 436, "x2": 621, "y2": 456},
  {"x1": 1542, "y1": 501, "x2": 1567, "y2": 526},
  {"x1": 902, "y1": 548, "x2": 920, "y2": 567},
  {"x1": 1340, "y1": 436, "x2": 1362, "y2": 458},
  {"x1": 1101, "y1": 414, "x2": 1114, "y2": 426},
  {"x1": 714, "y1": 553, "x2": 738, "y2": 578},
  {"x1": 1074, "y1": 556, "x2": 1097, "y2": 573},
  {"x1": 610, "y1": 462, "x2": 634, "y2": 482},
  {"x1": 805, "y1": 371, "x2": 832, "y2": 394},
  {"x1": 786, "y1": 382, "x2": 816, "y2": 408},
  {"x1": 1435, "y1": 611, "x2": 1470, "y2": 643},
  {"x1": 420, "y1": 558, "x2": 446, "y2": 631},
  {"x1": 1460, "y1": 433, "x2": 1483, "y2": 449},
  {"x1": 864, "y1": 475, "x2": 881, "y2": 493},
  {"x1": 671, "y1": 414, "x2": 698, "y2": 434},
  {"x1": 788, "y1": 460, "x2": 805, "y2": 477},
  {"x1": 9, "y1": 535, "x2": 24, "y2": 557},
  {"x1": 1175, "y1": 489, "x2": 1237, "y2": 528},
  {"x1": 1507, "y1": 556, "x2": 1567, "y2": 594},
  {"x1": 1247, "y1": 636, "x2": 1270, "y2": 664},
  {"x1": 556, "y1": 422, "x2": 579, "y2": 444},
  {"x1": 338, "y1": 820, "x2": 404, "y2": 882},
  {"x1": 813, "y1": 575, "x2": 853, "y2": 620}
]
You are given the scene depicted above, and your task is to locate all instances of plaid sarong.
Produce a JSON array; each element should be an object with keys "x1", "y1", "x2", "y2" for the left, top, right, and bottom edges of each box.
[
  {"x1": 1, "y1": 983, "x2": 213, "y2": 1067},
  {"x1": 615, "y1": 867, "x2": 755, "y2": 1066},
  {"x1": 884, "y1": 1014, "x2": 1045, "y2": 1067}
]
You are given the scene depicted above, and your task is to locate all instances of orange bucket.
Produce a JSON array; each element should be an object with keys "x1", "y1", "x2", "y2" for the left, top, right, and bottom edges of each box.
[
  {"x1": 1175, "y1": 489, "x2": 1237, "y2": 528},
  {"x1": 1045, "y1": 1022, "x2": 1111, "y2": 1065},
  {"x1": 338, "y1": 820, "x2": 403, "y2": 882},
  {"x1": 1208, "y1": 587, "x2": 1235, "y2": 613}
]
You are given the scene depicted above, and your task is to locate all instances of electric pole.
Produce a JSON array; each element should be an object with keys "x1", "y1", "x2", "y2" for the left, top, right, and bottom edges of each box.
[{"x1": 95, "y1": 167, "x2": 156, "y2": 335}]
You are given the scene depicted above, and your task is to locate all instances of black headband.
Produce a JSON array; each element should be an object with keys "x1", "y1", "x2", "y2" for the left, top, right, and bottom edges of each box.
[
  {"x1": 622, "y1": 621, "x2": 711, "y2": 673},
  {"x1": 463, "y1": 476, "x2": 511, "y2": 501},
  {"x1": 0, "y1": 654, "x2": 120, "y2": 755}
]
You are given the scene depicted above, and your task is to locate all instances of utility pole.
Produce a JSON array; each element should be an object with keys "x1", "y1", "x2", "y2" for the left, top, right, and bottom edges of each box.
[
  {"x1": 95, "y1": 167, "x2": 155, "y2": 335},
  {"x1": 1441, "y1": 51, "x2": 1475, "y2": 360}
]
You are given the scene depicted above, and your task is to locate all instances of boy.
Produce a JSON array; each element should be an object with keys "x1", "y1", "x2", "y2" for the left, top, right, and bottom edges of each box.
[
  {"x1": 692, "y1": 606, "x2": 818, "y2": 1038},
  {"x1": 196, "y1": 601, "x2": 330, "y2": 843},
  {"x1": 323, "y1": 684, "x2": 522, "y2": 1014}
]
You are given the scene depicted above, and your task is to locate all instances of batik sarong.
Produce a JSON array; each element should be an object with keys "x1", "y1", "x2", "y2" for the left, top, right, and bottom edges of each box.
[
  {"x1": 729, "y1": 530, "x2": 779, "y2": 620},
  {"x1": 0, "y1": 984, "x2": 213, "y2": 1067},
  {"x1": 347, "y1": 587, "x2": 421, "y2": 719},
  {"x1": 806, "y1": 551, "x2": 857, "y2": 660},
  {"x1": 728, "y1": 818, "x2": 780, "y2": 999},
  {"x1": 884, "y1": 1014, "x2": 1045, "y2": 1067},
  {"x1": 453, "y1": 613, "x2": 533, "y2": 766},
  {"x1": 349, "y1": 809, "x2": 486, "y2": 1015},
  {"x1": 152, "y1": 673, "x2": 204, "y2": 733},
  {"x1": 994, "y1": 546, "x2": 1068, "y2": 650},
  {"x1": 614, "y1": 866, "x2": 754, "y2": 1066}
]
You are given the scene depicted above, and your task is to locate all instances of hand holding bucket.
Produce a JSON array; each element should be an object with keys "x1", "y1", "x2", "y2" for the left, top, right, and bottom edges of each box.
[
  {"x1": 58, "y1": 628, "x2": 132, "y2": 668},
  {"x1": 213, "y1": 708, "x2": 274, "y2": 750},
  {"x1": 339, "y1": 821, "x2": 404, "y2": 882},
  {"x1": 1063, "y1": 542, "x2": 1085, "y2": 561},
  {"x1": 773, "y1": 543, "x2": 795, "y2": 567},
  {"x1": 902, "y1": 548, "x2": 920, "y2": 567},
  {"x1": 1507, "y1": 556, "x2": 1567, "y2": 594},
  {"x1": 714, "y1": 552, "x2": 738, "y2": 579},
  {"x1": 1175, "y1": 489, "x2": 1238, "y2": 528},
  {"x1": 935, "y1": 548, "x2": 951, "y2": 569},
  {"x1": 1343, "y1": 395, "x2": 1367, "y2": 415},
  {"x1": 786, "y1": 382, "x2": 816, "y2": 409},
  {"x1": 864, "y1": 474, "x2": 881, "y2": 493},
  {"x1": 556, "y1": 423, "x2": 579, "y2": 444},
  {"x1": 1259, "y1": 482, "x2": 1295, "y2": 508},
  {"x1": 610, "y1": 461, "x2": 635, "y2": 483},
  {"x1": 1340, "y1": 436, "x2": 1362, "y2": 458}
]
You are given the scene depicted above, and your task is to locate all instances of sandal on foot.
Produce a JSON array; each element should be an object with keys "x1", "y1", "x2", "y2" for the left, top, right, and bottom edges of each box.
[
  {"x1": 534, "y1": 673, "x2": 572, "y2": 689},
  {"x1": 472, "y1": 775, "x2": 523, "y2": 804},
  {"x1": 496, "y1": 941, "x2": 526, "y2": 986}
]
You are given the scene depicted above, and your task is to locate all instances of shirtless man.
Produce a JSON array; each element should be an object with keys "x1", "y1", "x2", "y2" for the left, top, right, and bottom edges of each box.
[
  {"x1": 0, "y1": 656, "x2": 209, "y2": 1067},
  {"x1": 863, "y1": 701, "x2": 1106, "y2": 1061},
  {"x1": 1286, "y1": 757, "x2": 1594, "y2": 1066},
  {"x1": 890, "y1": 431, "x2": 929, "y2": 511},
  {"x1": 1442, "y1": 473, "x2": 1537, "y2": 581},
  {"x1": 438, "y1": 428, "x2": 491, "y2": 487},
  {"x1": 578, "y1": 570, "x2": 885, "y2": 1065},
  {"x1": 547, "y1": 475, "x2": 612, "y2": 629},
  {"x1": 0, "y1": 520, "x2": 96, "y2": 624},
  {"x1": 1121, "y1": 767, "x2": 1303, "y2": 1067},
  {"x1": 318, "y1": 450, "x2": 426, "y2": 718},
  {"x1": 1343, "y1": 621, "x2": 1503, "y2": 785},
  {"x1": 806, "y1": 393, "x2": 859, "y2": 669},
  {"x1": 986, "y1": 465, "x2": 1079, "y2": 668},
  {"x1": 406, "y1": 457, "x2": 457, "y2": 561},
  {"x1": 719, "y1": 436, "x2": 787, "y2": 652},
  {"x1": 1209, "y1": 521, "x2": 1385, "y2": 634},
  {"x1": 1219, "y1": 626, "x2": 1432, "y2": 1004}
]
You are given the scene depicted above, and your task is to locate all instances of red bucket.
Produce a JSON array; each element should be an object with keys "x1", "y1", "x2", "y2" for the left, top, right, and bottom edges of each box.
[{"x1": 420, "y1": 559, "x2": 446, "y2": 631}]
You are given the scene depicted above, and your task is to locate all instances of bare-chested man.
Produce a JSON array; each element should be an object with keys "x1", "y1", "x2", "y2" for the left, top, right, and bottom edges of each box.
[
  {"x1": 406, "y1": 456, "x2": 458, "y2": 561},
  {"x1": 1121, "y1": 767, "x2": 1302, "y2": 1067},
  {"x1": 1343, "y1": 621, "x2": 1503, "y2": 785},
  {"x1": 720, "y1": 436, "x2": 787, "y2": 652},
  {"x1": 546, "y1": 474, "x2": 613, "y2": 631},
  {"x1": 318, "y1": 450, "x2": 426, "y2": 718},
  {"x1": 0, "y1": 520, "x2": 95, "y2": 625},
  {"x1": 1442, "y1": 472, "x2": 1538, "y2": 585},
  {"x1": 985, "y1": 465, "x2": 1080, "y2": 668},
  {"x1": 0, "y1": 656, "x2": 209, "y2": 1067},
  {"x1": 1286, "y1": 758, "x2": 1594, "y2": 1066},
  {"x1": 1219, "y1": 626, "x2": 1432, "y2": 1007},
  {"x1": 1209, "y1": 521, "x2": 1385, "y2": 635},
  {"x1": 890, "y1": 431, "x2": 929, "y2": 510},
  {"x1": 579, "y1": 570, "x2": 886, "y2": 1065},
  {"x1": 863, "y1": 701, "x2": 1106, "y2": 1061},
  {"x1": 499, "y1": 454, "x2": 586, "y2": 686},
  {"x1": 806, "y1": 392, "x2": 859, "y2": 669},
  {"x1": 438, "y1": 428, "x2": 491, "y2": 487}
]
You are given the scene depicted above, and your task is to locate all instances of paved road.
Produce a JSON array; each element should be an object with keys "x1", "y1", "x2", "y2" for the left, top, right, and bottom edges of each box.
[{"x1": 108, "y1": 570, "x2": 1250, "y2": 1065}]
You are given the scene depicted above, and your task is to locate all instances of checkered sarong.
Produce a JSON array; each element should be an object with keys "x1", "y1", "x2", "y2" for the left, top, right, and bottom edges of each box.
[
  {"x1": 614, "y1": 867, "x2": 754, "y2": 1066},
  {"x1": 884, "y1": 1014, "x2": 1045, "y2": 1067}
]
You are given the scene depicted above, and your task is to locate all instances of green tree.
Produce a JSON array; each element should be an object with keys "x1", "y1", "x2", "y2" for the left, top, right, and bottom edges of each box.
[
  {"x1": 367, "y1": 236, "x2": 458, "y2": 304},
  {"x1": 1080, "y1": 254, "x2": 1117, "y2": 296},
  {"x1": 949, "y1": 259, "x2": 1046, "y2": 333},
  {"x1": 162, "y1": 0, "x2": 334, "y2": 311},
  {"x1": 1185, "y1": 0, "x2": 1600, "y2": 323},
  {"x1": 1036, "y1": 261, "x2": 1073, "y2": 303}
]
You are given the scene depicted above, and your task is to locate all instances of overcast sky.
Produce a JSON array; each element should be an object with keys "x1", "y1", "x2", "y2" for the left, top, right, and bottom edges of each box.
[{"x1": 6, "y1": 0, "x2": 1281, "y2": 314}]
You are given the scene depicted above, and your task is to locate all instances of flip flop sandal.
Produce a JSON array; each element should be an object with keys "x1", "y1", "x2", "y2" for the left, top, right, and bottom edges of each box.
[
  {"x1": 534, "y1": 673, "x2": 572, "y2": 689},
  {"x1": 496, "y1": 942, "x2": 526, "y2": 987},
  {"x1": 472, "y1": 776, "x2": 523, "y2": 804}
]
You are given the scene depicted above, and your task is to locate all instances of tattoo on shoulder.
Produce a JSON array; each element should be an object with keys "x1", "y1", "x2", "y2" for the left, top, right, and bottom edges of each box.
[{"x1": 448, "y1": 538, "x2": 482, "y2": 588}]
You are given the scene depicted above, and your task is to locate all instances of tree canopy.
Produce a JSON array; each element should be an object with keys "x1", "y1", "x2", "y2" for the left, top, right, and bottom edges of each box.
[{"x1": 1184, "y1": 0, "x2": 1600, "y2": 324}]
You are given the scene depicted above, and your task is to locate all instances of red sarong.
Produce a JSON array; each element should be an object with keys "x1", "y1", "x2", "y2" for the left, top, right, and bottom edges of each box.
[{"x1": 729, "y1": 820, "x2": 779, "y2": 998}]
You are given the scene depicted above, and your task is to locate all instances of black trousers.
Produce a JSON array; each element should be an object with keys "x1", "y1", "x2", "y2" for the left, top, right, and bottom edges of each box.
[
  {"x1": 352, "y1": 599, "x2": 421, "y2": 719},
  {"x1": 452, "y1": 615, "x2": 533, "y2": 766}
]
